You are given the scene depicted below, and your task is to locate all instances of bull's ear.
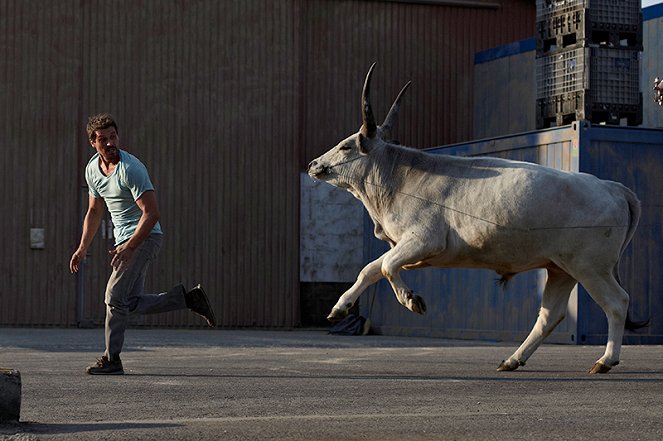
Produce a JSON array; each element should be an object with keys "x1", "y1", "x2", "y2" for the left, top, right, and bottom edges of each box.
[{"x1": 357, "y1": 132, "x2": 372, "y2": 154}]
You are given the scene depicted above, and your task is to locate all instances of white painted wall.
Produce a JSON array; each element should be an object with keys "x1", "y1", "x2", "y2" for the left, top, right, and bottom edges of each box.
[
  {"x1": 642, "y1": 8, "x2": 663, "y2": 128},
  {"x1": 299, "y1": 173, "x2": 364, "y2": 283},
  {"x1": 474, "y1": 47, "x2": 536, "y2": 139}
]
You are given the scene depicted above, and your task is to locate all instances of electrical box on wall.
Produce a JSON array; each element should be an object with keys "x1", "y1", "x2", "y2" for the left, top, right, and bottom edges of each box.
[{"x1": 30, "y1": 228, "x2": 45, "y2": 249}]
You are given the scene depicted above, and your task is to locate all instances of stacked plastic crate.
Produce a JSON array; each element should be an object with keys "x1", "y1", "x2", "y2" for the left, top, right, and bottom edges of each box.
[{"x1": 536, "y1": 0, "x2": 643, "y2": 127}]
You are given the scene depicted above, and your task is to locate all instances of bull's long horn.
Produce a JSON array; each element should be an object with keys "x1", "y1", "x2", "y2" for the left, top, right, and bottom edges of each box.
[
  {"x1": 361, "y1": 62, "x2": 378, "y2": 138},
  {"x1": 381, "y1": 81, "x2": 411, "y2": 141}
]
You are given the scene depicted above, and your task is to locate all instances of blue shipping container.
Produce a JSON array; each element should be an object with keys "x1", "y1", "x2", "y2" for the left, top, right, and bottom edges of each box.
[{"x1": 360, "y1": 122, "x2": 663, "y2": 344}]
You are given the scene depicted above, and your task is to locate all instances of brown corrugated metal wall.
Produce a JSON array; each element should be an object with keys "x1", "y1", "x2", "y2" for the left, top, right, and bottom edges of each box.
[
  {"x1": 300, "y1": 0, "x2": 536, "y2": 159},
  {"x1": 1, "y1": 0, "x2": 534, "y2": 327}
]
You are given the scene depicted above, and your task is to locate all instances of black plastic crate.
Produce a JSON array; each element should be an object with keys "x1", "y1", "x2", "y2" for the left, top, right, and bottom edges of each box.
[
  {"x1": 536, "y1": 8, "x2": 642, "y2": 54},
  {"x1": 536, "y1": 91, "x2": 643, "y2": 127},
  {"x1": 537, "y1": 47, "x2": 589, "y2": 98},
  {"x1": 589, "y1": 47, "x2": 640, "y2": 104},
  {"x1": 537, "y1": 0, "x2": 641, "y2": 26},
  {"x1": 536, "y1": 46, "x2": 641, "y2": 103}
]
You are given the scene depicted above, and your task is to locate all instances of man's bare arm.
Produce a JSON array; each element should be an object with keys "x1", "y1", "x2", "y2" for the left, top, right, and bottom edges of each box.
[{"x1": 70, "y1": 196, "x2": 105, "y2": 273}]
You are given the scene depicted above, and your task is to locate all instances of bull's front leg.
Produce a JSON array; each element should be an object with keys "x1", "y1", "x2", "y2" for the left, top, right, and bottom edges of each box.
[
  {"x1": 381, "y1": 239, "x2": 428, "y2": 315},
  {"x1": 327, "y1": 255, "x2": 385, "y2": 322}
]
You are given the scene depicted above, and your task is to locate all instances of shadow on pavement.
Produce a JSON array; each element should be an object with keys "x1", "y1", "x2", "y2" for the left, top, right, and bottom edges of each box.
[
  {"x1": 126, "y1": 371, "x2": 663, "y2": 382},
  {"x1": 12, "y1": 421, "x2": 181, "y2": 435}
]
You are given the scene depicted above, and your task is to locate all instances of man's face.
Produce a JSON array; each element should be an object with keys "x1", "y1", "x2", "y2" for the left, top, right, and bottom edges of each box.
[{"x1": 91, "y1": 127, "x2": 120, "y2": 163}]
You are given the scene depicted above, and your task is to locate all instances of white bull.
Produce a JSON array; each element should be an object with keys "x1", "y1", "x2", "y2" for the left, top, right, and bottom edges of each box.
[{"x1": 307, "y1": 63, "x2": 647, "y2": 374}]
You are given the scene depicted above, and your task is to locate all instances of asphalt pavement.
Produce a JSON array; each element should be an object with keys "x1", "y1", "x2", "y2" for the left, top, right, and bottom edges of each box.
[{"x1": 1, "y1": 328, "x2": 663, "y2": 440}]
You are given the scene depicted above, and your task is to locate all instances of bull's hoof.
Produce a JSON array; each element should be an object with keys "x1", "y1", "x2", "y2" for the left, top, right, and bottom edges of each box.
[
  {"x1": 497, "y1": 358, "x2": 524, "y2": 372},
  {"x1": 588, "y1": 362, "x2": 613, "y2": 374},
  {"x1": 409, "y1": 295, "x2": 427, "y2": 315},
  {"x1": 326, "y1": 308, "x2": 348, "y2": 323}
]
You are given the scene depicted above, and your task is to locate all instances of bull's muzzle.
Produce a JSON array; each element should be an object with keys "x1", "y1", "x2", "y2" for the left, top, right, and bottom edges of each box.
[{"x1": 307, "y1": 160, "x2": 330, "y2": 178}]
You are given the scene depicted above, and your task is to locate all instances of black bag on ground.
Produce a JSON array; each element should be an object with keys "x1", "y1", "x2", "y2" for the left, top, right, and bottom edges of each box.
[{"x1": 328, "y1": 314, "x2": 366, "y2": 336}]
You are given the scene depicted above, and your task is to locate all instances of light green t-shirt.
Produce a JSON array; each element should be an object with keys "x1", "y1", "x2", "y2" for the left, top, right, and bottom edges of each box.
[{"x1": 85, "y1": 149, "x2": 162, "y2": 245}]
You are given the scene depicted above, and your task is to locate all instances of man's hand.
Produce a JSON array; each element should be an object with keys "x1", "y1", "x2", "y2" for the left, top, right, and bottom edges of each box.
[
  {"x1": 71, "y1": 196, "x2": 105, "y2": 274},
  {"x1": 109, "y1": 243, "x2": 136, "y2": 271},
  {"x1": 70, "y1": 249, "x2": 86, "y2": 273}
]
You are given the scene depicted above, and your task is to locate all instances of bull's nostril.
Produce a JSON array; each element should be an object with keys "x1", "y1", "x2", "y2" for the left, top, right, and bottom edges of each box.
[{"x1": 308, "y1": 160, "x2": 317, "y2": 171}]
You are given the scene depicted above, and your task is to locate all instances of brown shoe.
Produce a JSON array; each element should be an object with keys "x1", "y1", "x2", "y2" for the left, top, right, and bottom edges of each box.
[
  {"x1": 185, "y1": 284, "x2": 217, "y2": 327},
  {"x1": 86, "y1": 356, "x2": 124, "y2": 375}
]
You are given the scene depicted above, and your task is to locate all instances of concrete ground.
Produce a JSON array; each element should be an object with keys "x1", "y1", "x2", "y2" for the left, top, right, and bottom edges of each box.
[{"x1": 1, "y1": 328, "x2": 663, "y2": 441}]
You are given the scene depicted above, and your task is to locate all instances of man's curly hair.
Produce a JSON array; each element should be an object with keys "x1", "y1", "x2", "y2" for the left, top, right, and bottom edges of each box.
[{"x1": 86, "y1": 113, "x2": 118, "y2": 141}]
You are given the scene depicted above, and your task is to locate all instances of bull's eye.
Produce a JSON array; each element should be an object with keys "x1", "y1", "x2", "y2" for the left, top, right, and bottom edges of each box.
[{"x1": 339, "y1": 145, "x2": 351, "y2": 151}]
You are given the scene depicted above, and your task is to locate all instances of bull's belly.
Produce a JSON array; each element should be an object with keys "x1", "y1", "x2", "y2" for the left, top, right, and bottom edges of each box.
[
  {"x1": 390, "y1": 219, "x2": 625, "y2": 275},
  {"x1": 421, "y1": 253, "x2": 552, "y2": 275}
]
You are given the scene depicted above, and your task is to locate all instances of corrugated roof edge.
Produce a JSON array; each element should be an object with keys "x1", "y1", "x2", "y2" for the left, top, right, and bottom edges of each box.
[
  {"x1": 475, "y1": 5, "x2": 663, "y2": 65},
  {"x1": 474, "y1": 37, "x2": 536, "y2": 64},
  {"x1": 643, "y1": 3, "x2": 663, "y2": 20}
]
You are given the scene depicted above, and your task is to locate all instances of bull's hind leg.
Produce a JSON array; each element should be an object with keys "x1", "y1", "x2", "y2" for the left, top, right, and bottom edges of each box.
[
  {"x1": 498, "y1": 269, "x2": 575, "y2": 371},
  {"x1": 381, "y1": 239, "x2": 428, "y2": 315},
  {"x1": 327, "y1": 255, "x2": 385, "y2": 321},
  {"x1": 577, "y1": 273, "x2": 629, "y2": 374}
]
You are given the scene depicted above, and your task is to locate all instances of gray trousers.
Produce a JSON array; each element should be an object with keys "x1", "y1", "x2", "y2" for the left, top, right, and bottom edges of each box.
[{"x1": 104, "y1": 234, "x2": 187, "y2": 359}]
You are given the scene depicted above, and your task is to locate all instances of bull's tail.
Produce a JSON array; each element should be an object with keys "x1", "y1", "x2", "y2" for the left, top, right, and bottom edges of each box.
[
  {"x1": 614, "y1": 186, "x2": 649, "y2": 332},
  {"x1": 619, "y1": 186, "x2": 641, "y2": 261},
  {"x1": 612, "y1": 185, "x2": 640, "y2": 283}
]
